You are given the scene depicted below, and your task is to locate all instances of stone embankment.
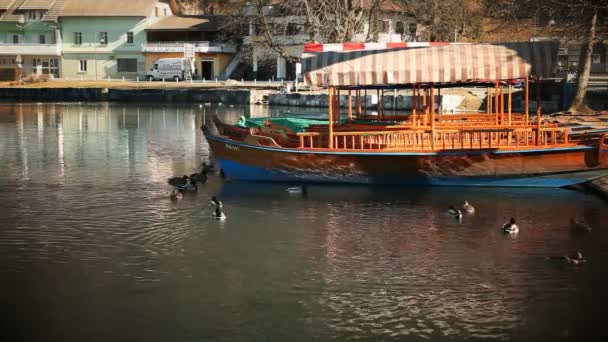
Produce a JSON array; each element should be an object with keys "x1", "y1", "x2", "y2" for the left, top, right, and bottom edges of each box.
[{"x1": 0, "y1": 87, "x2": 252, "y2": 104}]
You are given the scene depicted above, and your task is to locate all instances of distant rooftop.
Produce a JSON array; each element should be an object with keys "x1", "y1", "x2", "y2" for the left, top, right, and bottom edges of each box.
[
  {"x1": 18, "y1": 0, "x2": 55, "y2": 10},
  {"x1": 60, "y1": 0, "x2": 157, "y2": 17},
  {"x1": 148, "y1": 15, "x2": 225, "y2": 31}
]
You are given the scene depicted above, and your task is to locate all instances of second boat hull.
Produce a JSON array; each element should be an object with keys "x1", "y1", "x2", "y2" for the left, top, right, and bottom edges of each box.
[{"x1": 206, "y1": 134, "x2": 608, "y2": 188}]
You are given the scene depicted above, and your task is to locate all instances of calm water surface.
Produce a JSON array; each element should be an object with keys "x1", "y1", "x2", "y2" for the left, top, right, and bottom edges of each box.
[{"x1": 0, "y1": 102, "x2": 607, "y2": 341}]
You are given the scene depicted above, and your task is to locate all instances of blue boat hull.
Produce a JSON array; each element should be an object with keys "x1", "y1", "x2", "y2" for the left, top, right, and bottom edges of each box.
[
  {"x1": 217, "y1": 158, "x2": 607, "y2": 188},
  {"x1": 205, "y1": 133, "x2": 608, "y2": 188}
]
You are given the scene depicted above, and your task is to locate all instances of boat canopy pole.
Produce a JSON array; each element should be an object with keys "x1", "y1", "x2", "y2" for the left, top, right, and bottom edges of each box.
[
  {"x1": 412, "y1": 85, "x2": 417, "y2": 126},
  {"x1": 430, "y1": 85, "x2": 436, "y2": 149},
  {"x1": 347, "y1": 89, "x2": 353, "y2": 122},
  {"x1": 508, "y1": 83, "x2": 512, "y2": 126},
  {"x1": 525, "y1": 76, "x2": 529, "y2": 125},
  {"x1": 328, "y1": 87, "x2": 334, "y2": 149},
  {"x1": 487, "y1": 87, "x2": 492, "y2": 115},
  {"x1": 494, "y1": 81, "x2": 499, "y2": 125},
  {"x1": 355, "y1": 89, "x2": 361, "y2": 117},
  {"x1": 536, "y1": 76, "x2": 542, "y2": 145}
]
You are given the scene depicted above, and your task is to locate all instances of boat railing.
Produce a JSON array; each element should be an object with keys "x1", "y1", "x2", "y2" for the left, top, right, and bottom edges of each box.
[{"x1": 296, "y1": 127, "x2": 570, "y2": 151}]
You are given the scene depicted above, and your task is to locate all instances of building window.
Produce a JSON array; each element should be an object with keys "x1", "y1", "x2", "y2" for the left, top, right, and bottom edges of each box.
[
  {"x1": 126, "y1": 32, "x2": 134, "y2": 44},
  {"x1": 12, "y1": 34, "x2": 19, "y2": 44},
  {"x1": 99, "y1": 32, "x2": 108, "y2": 45},
  {"x1": 117, "y1": 58, "x2": 137, "y2": 72},
  {"x1": 395, "y1": 21, "x2": 405, "y2": 35},
  {"x1": 163, "y1": 8, "x2": 167, "y2": 16},
  {"x1": 408, "y1": 23, "x2": 417, "y2": 36},
  {"x1": 79, "y1": 59, "x2": 87, "y2": 72},
  {"x1": 39, "y1": 34, "x2": 46, "y2": 44},
  {"x1": 592, "y1": 54, "x2": 601, "y2": 64},
  {"x1": 74, "y1": 32, "x2": 82, "y2": 45},
  {"x1": 155, "y1": 7, "x2": 159, "y2": 16}
]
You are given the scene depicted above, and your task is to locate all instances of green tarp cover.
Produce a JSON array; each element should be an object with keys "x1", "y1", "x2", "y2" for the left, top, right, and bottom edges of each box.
[
  {"x1": 235, "y1": 116, "x2": 408, "y2": 133},
  {"x1": 236, "y1": 117, "x2": 330, "y2": 133}
]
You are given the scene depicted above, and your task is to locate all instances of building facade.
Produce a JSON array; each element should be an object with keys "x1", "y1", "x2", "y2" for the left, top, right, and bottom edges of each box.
[
  {"x1": 0, "y1": 0, "x2": 62, "y2": 80},
  {"x1": 142, "y1": 15, "x2": 236, "y2": 80},
  {"x1": 59, "y1": 0, "x2": 174, "y2": 80}
]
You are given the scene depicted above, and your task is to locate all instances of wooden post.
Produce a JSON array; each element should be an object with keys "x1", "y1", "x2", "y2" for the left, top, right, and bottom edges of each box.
[
  {"x1": 335, "y1": 88, "x2": 341, "y2": 125},
  {"x1": 412, "y1": 86, "x2": 417, "y2": 126},
  {"x1": 507, "y1": 83, "x2": 512, "y2": 126},
  {"x1": 494, "y1": 81, "x2": 499, "y2": 125},
  {"x1": 430, "y1": 86, "x2": 435, "y2": 149},
  {"x1": 498, "y1": 85, "x2": 504, "y2": 125},
  {"x1": 347, "y1": 89, "x2": 353, "y2": 121},
  {"x1": 422, "y1": 87, "x2": 428, "y2": 126},
  {"x1": 525, "y1": 76, "x2": 529, "y2": 125},
  {"x1": 487, "y1": 87, "x2": 492, "y2": 115},
  {"x1": 328, "y1": 87, "x2": 334, "y2": 149},
  {"x1": 536, "y1": 76, "x2": 542, "y2": 145},
  {"x1": 437, "y1": 88, "x2": 442, "y2": 115},
  {"x1": 364, "y1": 89, "x2": 367, "y2": 115},
  {"x1": 355, "y1": 89, "x2": 361, "y2": 116}
]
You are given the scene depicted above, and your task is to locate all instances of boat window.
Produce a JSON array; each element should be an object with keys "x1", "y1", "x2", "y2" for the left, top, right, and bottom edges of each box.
[{"x1": 603, "y1": 138, "x2": 608, "y2": 146}]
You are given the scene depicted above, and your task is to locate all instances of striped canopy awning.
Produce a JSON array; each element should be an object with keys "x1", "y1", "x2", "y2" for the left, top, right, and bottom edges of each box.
[{"x1": 302, "y1": 41, "x2": 560, "y2": 87}]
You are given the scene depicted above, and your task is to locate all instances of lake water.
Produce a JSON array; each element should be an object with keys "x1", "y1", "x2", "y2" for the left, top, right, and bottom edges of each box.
[{"x1": 0, "y1": 102, "x2": 607, "y2": 341}]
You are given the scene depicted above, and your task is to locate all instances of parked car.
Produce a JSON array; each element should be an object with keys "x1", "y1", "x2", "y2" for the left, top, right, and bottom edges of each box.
[{"x1": 146, "y1": 58, "x2": 194, "y2": 81}]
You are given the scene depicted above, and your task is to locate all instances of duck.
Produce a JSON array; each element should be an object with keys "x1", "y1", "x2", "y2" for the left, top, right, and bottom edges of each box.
[
  {"x1": 448, "y1": 205, "x2": 463, "y2": 219},
  {"x1": 201, "y1": 162, "x2": 215, "y2": 174},
  {"x1": 462, "y1": 201, "x2": 475, "y2": 214},
  {"x1": 549, "y1": 251, "x2": 587, "y2": 265},
  {"x1": 167, "y1": 175, "x2": 188, "y2": 187},
  {"x1": 228, "y1": 104, "x2": 235, "y2": 108},
  {"x1": 502, "y1": 218, "x2": 519, "y2": 234},
  {"x1": 210, "y1": 196, "x2": 223, "y2": 208},
  {"x1": 201, "y1": 102, "x2": 211, "y2": 108},
  {"x1": 287, "y1": 185, "x2": 308, "y2": 195},
  {"x1": 170, "y1": 189, "x2": 183, "y2": 201},
  {"x1": 570, "y1": 218, "x2": 592, "y2": 232},
  {"x1": 190, "y1": 172, "x2": 207, "y2": 184},
  {"x1": 176, "y1": 176, "x2": 197, "y2": 192},
  {"x1": 212, "y1": 206, "x2": 226, "y2": 220}
]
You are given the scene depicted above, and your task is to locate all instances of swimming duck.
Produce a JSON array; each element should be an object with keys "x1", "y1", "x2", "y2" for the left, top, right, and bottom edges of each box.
[
  {"x1": 570, "y1": 218, "x2": 592, "y2": 232},
  {"x1": 210, "y1": 196, "x2": 223, "y2": 208},
  {"x1": 448, "y1": 205, "x2": 463, "y2": 219},
  {"x1": 176, "y1": 176, "x2": 197, "y2": 192},
  {"x1": 190, "y1": 172, "x2": 207, "y2": 184},
  {"x1": 167, "y1": 175, "x2": 188, "y2": 187},
  {"x1": 462, "y1": 201, "x2": 475, "y2": 214},
  {"x1": 502, "y1": 218, "x2": 519, "y2": 234},
  {"x1": 212, "y1": 206, "x2": 226, "y2": 220},
  {"x1": 549, "y1": 251, "x2": 587, "y2": 265},
  {"x1": 170, "y1": 189, "x2": 183, "y2": 201},
  {"x1": 287, "y1": 185, "x2": 307, "y2": 195},
  {"x1": 201, "y1": 162, "x2": 215, "y2": 174}
]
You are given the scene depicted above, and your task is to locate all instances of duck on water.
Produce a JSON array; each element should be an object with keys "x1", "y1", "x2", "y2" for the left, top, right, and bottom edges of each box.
[{"x1": 502, "y1": 218, "x2": 519, "y2": 234}]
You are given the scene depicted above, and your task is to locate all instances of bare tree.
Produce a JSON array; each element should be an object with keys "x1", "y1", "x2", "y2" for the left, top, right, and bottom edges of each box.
[
  {"x1": 399, "y1": 0, "x2": 483, "y2": 41},
  {"x1": 484, "y1": 0, "x2": 607, "y2": 113},
  {"x1": 219, "y1": 0, "x2": 395, "y2": 64}
]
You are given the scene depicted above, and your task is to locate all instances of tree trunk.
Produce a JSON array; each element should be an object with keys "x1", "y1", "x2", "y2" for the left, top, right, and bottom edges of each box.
[{"x1": 568, "y1": 10, "x2": 597, "y2": 113}]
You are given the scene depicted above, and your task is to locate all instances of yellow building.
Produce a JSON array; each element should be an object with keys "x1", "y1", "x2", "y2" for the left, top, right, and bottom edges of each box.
[{"x1": 143, "y1": 15, "x2": 237, "y2": 80}]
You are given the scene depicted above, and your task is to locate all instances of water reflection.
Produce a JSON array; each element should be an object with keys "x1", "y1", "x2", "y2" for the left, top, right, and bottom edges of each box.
[{"x1": 0, "y1": 102, "x2": 606, "y2": 341}]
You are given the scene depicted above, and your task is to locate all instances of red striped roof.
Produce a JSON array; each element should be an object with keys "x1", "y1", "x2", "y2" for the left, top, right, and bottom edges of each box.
[{"x1": 302, "y1": 41, "x2": 559, "y2": 87}]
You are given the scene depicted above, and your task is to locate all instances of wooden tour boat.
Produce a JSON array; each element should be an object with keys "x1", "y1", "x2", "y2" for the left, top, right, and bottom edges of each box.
[{"x1": 203, "y1": 42, "x2": 608, "y2": 187}]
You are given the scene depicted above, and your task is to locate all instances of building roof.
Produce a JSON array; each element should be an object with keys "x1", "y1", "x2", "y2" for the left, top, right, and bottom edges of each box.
[
  {"x1": 18, "y1": 0, "x2": 55, "y2": 10},
  {"x1": 0, "y1": 0, "x2": 17, "y2": 10},
  {"x1": 147, "y1": 15, "x2": 225, "y2": 31},
  {"x1": 0, "y1": 0, "x2": 64, "y2": 22},
  {"x1": 60, "y1": 0, "x2": 157, "y2": 17},
  {"x1": 0, "y1": 0, "x2": 24, "y2": 21}
]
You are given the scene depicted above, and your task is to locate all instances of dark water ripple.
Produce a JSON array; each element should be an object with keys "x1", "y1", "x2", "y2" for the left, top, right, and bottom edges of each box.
[{"x1": 0, "y1": 102, "x2": 607, "y2": 341}]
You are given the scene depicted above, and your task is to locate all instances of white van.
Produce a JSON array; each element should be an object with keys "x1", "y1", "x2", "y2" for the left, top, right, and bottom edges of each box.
[{"x1": 146, "y1": 58, "x2": 194, "y2": 81}]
